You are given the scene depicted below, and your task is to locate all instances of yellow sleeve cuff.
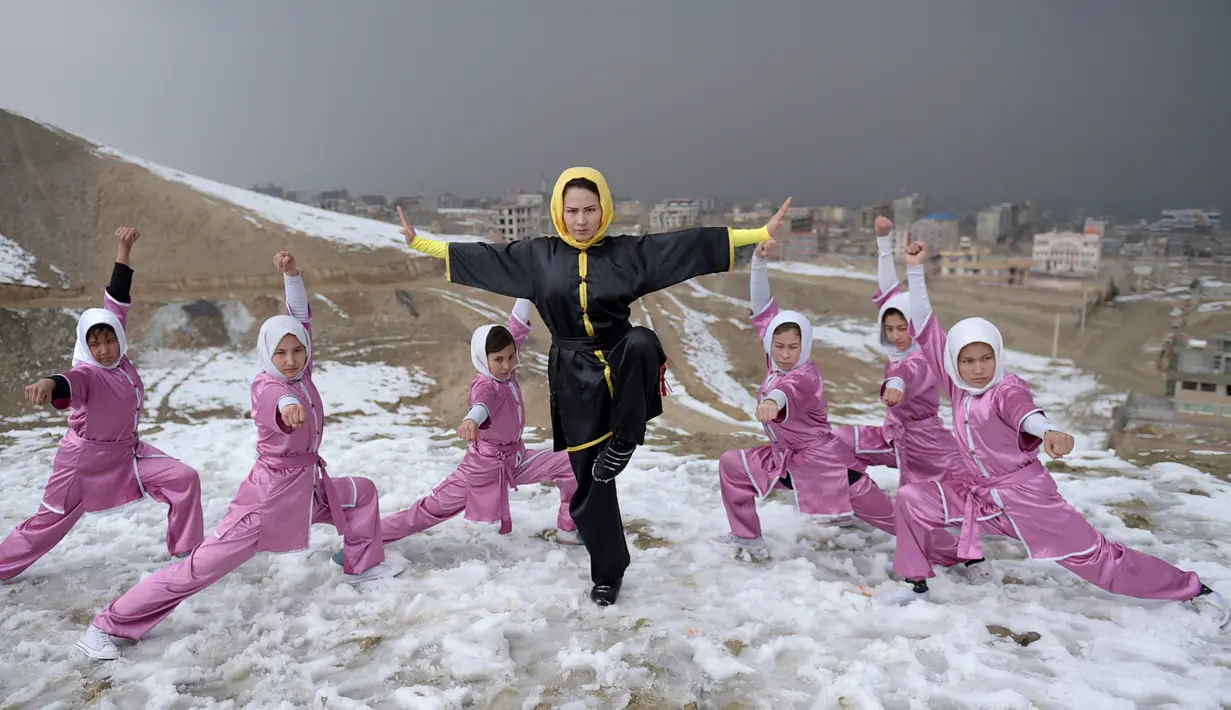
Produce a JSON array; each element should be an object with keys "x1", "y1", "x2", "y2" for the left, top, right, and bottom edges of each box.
[
  {"x1": 410, "y1": 235, "x2": 448, "y2": 259},
  {"x1": 729, "y1": 226, "x2": 772, "y2": 248},
  {"x1": 409, "y1": 235, "x2": 451, "y2": 281}
]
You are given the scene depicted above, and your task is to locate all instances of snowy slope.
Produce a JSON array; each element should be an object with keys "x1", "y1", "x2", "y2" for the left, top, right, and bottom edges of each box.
[
  {"x1": 1, "y1": 346, "x2": 1229, "y2": 708},
  {"x1": 8, "y1": 110, "x2": 483, "y2": 254},
  {"x1": 0, "y1": 231, "x2": 46, "y2": 287},
  {"x1": 92, "y1": 144, "x2": 483, "y2": 252}
]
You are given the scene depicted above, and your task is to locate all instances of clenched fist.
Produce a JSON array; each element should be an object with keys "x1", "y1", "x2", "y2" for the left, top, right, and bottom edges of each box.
[
  {"x1": 281, "y1": 403, "x2": 307, "y2": 429},
  {"x1": 881, "y1": 387, "x2": 904, "y2": 407},
  {"x1": 1043, "y1": 430, "x2": 1075, "y2": 458},
  {"x1": 755, "y1": 399, "x2": 781, "y2": 423},
  {"x1": 458, "y1": 418, "x2": 479, "y2": 442},
  {"x1": 24, "y1": 378, "x2": 55, "y2": 406}
]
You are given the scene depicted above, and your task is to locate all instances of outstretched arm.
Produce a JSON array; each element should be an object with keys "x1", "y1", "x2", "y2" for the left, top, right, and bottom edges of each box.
[
  {"x1": 399, "y1": 207, "x2": 535, "y2": 299},
  {"x1": 636, "y1": 199, "x2": 791, "y2": 296}
]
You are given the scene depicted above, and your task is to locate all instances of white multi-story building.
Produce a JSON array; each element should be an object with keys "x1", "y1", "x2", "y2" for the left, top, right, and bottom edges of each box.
[
  {"x1": 1032, "y1": 230, "x2": 1101, "y2": 275},
  {"x1": 649, "y1": 198, "x2": 701, "y2": 232},
  {"x1": 490, "y1": 202, "x2": 545, "y2": 242}
]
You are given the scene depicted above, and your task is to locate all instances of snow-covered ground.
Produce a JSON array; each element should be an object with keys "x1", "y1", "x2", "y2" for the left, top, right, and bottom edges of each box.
[
  {"x1": 2, "y1": 337, "x2": 1230, "y2": 708},
  {"x1": 0, "y1": 231, "x2": 46, "y2": 287},
  {"x1": 769, "y1": 261, "x2": 878, "y2": 282}
]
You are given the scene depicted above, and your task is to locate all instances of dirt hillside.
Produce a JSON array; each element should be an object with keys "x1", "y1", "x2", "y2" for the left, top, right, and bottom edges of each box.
[{"x1": 0, "y1": 112, "x2": 1171, "y2": 446}]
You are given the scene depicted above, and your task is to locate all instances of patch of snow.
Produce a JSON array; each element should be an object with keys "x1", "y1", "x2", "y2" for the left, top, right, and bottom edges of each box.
[
  {"x1": 48, "y1": 264, "x2": 70, "y2": 288},
  {"x1": 1, "y1": 353, "x2": 1229, "y2": 706},
  {"x1": 658, "y1": 291, "x2": 758, "y2": 415},
  {"x1": 768, "y1": 261, "x2": 877, "y2": 282},
  {"x1": 1197, "y1": 301, "x2": 1231, "y2": 313},
  {"x1": 1116, "y1": 286, "x2": 1190, "y2": 303},
  {"x1": 314, "y1": 293, "x2": 351, "y2": 319},
  {"x1": 0, "y1": 232, "x2": 46, "y2": 287}
]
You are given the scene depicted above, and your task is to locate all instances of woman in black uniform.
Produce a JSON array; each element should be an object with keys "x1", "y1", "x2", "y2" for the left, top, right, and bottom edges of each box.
[{"x1": 400, "y1": 167, "x2": 788, "y2": 605}]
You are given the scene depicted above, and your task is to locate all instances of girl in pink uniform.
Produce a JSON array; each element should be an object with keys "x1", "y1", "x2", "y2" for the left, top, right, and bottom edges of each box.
[
  {"x1": 76, "y1": 251, "x2": 403, "y2": 661},
  {"x1": 833, "y1": 217, "x2": 992, "y2": 582},
  {"x1": 882, "y1": 241, "x2": 1229, "y2": 627},
  {"x1": 1, "y1": 227, "x2": 203, "y2": 581},
  {"x1": 378, "y1": 299, "x2": 580, "y2": 545},
  {"x1": 713, "y1": 242, "x2": 859, "y2": 555}
]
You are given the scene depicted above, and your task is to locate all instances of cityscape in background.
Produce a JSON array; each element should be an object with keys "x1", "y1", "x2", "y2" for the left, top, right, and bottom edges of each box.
[
  {"x1": 249, "y1": 181, "x2": 1229, "y2": 444},
  {"x1": 250, "y1": 180, "x2": 1226, "y2": 274}
]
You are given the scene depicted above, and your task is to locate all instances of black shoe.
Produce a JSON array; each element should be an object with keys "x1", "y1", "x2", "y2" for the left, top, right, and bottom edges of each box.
[
  {"x1": 590, "y1": 578, "x2": 623, "y2": 606},
  {"x1": 593, "y1": 438, "x2": 636, "y2": 483}
]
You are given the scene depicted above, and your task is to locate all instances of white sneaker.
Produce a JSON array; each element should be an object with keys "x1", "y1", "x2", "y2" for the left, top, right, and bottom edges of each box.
[
  {"x1": 878, "y1": 585, "x2": 931, "y2": 606},
  {"x1": 345, "y1": 561, "x2": 405, "y2": 586},
  {"x1": 961, "y1": 560, "x2": 995, "y2": 585},
  {"x1": 710, "y1": 533, "x2": 768, "y2": 556},
  {"x1": 76, "y1": 625, "x2": 121, "y2": 661},
  {"x1": 1188, "y1": 590, "x2": 1231, "y2": 629},
  {"x1": 556, "y1": 528, "x2": 583, "y2": 546}
]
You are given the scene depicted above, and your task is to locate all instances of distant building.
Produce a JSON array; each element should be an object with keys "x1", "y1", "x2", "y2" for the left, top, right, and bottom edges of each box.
[
  {"x1": 649, "y1": 198, "x2": 701, "y2": 232},
  {"x1": 393, "y1": 195, "x2": 428, "y2": 211},
  {"x1": 1032, "y1": 230, "x2": 1101, "y2": 276},
  {"x1": 490, "y1": 201, "x2": 545, "y2": 242},
  {"x1": 780, "y1": 212, "x2": 819, "y2": 261},
  {"x1": 253, "y1": 184, "x2": 285, "y2": 199},
  {"x1": 937, "y1": 238, "x2": 1030, "y2": 284},
  {"x1": 1168, "y1": 334, "x2": 1231, "y2": 423},
  {"x1": 976, "y1": 204, "x2": 1012, "y2": 243},
  {"x1": 816, "y1": 206, "x2": 848, "y2": 225},
  {"x1": 1150, "y1": 209, "x2": 1222, "y2": 233},
  {"x1": 860, "y1": 202, "x2": 893, "y2": 230},
  {"x1": 910, "y1": 214, "x2": 960, "y2": 252},
  {"x1": 615, "y1": 200, "x2": 646, "y2": 218},
  {"x1": 360, "y1": 194, "x2": 387, "y2": 208},
  {"x1": 893, "y1": 194, "x2": 925, "y2": 229}
]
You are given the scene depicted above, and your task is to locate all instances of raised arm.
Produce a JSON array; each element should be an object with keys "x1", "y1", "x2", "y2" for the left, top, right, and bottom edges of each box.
[
  {"x1": 749, "y1": 240, "x2": 777, "y2": 317},
  {"x1": 873, "y1": 216, "x2": 901, "y2": 303},
  {"x1": 904, "y1": 241, "x2": 951, "y2": 395},
  {"x1": 273, "y1": 251, "x2": 314, "y2": 374},
  {"x1": 399, "y1": 207, "x2": 535, "y2": 299},
  {"x1": 103, "y1": 227, "x2": 139, "y2": 327},
  {"x1": 507, "y1": 298, "x2": 534, "y2": 350},
  {"x1": 273, "y1": 251, "x2": 310, "y2": 324}
]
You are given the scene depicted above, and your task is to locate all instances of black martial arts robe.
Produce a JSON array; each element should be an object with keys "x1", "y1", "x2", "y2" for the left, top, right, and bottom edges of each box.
[{"x1": 445, "y1": 227, "x2": 738, "y2": 452}]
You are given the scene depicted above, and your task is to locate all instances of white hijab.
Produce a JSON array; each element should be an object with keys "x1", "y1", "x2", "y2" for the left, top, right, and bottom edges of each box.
[
  {"x1": 878, "y1": 292, "x2": 921, "y2": 362},
  {"x1": 72, "y1": 308, "x2": 128, "y2": 370},
  {"x1": 257, "y1": 315, "x2": 311, "y2": 382},
  {"x1": 943, "y1": 317, "x2": 1006, "y2": 395},
  {"x1": 763, "y1": 309, "x2": 813, "y2": 372},
  {"x1": 470, "y1": 324, "x2": 518, "y2": 381}
]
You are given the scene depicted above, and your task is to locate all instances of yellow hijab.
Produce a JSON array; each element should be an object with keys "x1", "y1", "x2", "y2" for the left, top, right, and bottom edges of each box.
[{"x1": 550, "y1": 166, "x2": 614, "y2": 250}]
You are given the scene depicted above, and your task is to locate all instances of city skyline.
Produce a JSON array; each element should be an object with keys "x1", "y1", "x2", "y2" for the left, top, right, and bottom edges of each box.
[{"x1": 1, "y1": 1, "x2": 1228, "y2": 220}]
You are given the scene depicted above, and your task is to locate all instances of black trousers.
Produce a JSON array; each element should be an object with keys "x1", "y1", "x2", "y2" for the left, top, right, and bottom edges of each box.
[{"x1": 565, "y1": 327, "x2": 665, "y2": 585}]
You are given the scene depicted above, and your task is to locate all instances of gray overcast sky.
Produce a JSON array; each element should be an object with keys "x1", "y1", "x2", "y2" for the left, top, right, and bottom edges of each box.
[{"x1": 1, "y1": 1, "x2": 1227, "y2": 217}]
